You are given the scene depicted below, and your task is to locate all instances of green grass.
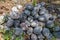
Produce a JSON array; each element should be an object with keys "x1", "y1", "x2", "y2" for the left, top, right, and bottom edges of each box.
[
  {"x1": 32, "y1": 0, "x2": 37, "y2": 6},
  {"x1": 52, "y1": 36, "x2": 56, "y2": 40},
  {"x1": 4, "y1": 30, "x2": 13, "y2": 40},
  {"x1": 3, "y1": 29, "x2": 24, "y2": 40}
]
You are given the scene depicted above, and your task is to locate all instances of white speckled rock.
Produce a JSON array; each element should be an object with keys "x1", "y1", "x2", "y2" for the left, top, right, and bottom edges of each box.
[
  {"x1": 10, "y1": 11, "x2": 20, "y2": 19},
  {"x1": 31, "y1": 21, "x2": 38, "y2": 27},
  {"x1": 27, "y1": 27, "x2": 33, "y2": 35},
  {"x1": 12, "y1": 6, "x2": 19, "y2": 12},
  {"x1": 38, "y1": 22, "x2": 45, "y2": 27},
  {"x1": 31, "y1": 22, "x2": 37, "y2": 27},
  {"x1": 31, "y1": 34, "x2": 37, "y2": 40},
  {"x1": 33, "y1": 26, "x2": 42, "y2": 35},
  {"x1": 43, "y1": 14, "x2": 52, "y2": 21},
  {"x1": 0, "y1": 15, "x2": 5, "y2": 24},
  {"x1": 0, "y1": 25, "x2": 4, "y2": 29},
  {"x1": 16, "y1": 5, "x2": 23, "y2": 9},
  {"x1": 38, "y1": 34, "x2": 44, "y2": 39}
]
